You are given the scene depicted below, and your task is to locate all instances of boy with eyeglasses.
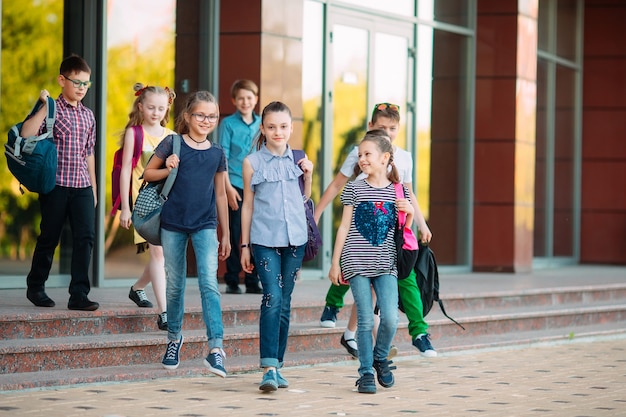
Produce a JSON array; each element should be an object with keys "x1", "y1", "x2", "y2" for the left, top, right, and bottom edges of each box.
[
  {"x1": 217, "y1": 79, "x2": 262, "y2": 295},
  {"x1": 314, "y1": 103, "x2": 436, "y2": 358},
  {"x1": 20, "y1": 54, "x2": 99, "y2": 311}
]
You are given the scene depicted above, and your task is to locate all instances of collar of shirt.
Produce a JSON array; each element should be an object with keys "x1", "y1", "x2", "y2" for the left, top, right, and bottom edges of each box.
[{"x1": 258, "y1": 144, "x2": 295, "y2": 163}]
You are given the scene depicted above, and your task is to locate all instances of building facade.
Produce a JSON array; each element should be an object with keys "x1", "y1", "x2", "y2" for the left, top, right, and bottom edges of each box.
[{"x1": 0, "y1": 0, "x2": 624, "y2": 289}]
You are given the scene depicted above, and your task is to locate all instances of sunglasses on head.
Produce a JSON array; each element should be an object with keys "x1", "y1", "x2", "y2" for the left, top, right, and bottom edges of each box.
[{"x1": 372, "y1": 102, "x2": 400, "y2": 119}]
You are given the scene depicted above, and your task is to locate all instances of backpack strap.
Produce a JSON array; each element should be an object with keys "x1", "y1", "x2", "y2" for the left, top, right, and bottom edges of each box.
[
  {"x1": 393, "y1": 183, "x2": 408, "y2": 226},
  {"x1": 16, "y1": 97, "x2": 56, "y2": 156},
  {"x1": 158, "y1": 135, "x2": 181, "y2": 202},
  {"x1": 130, "y1": 125, "x2": 144, "y2": 169},
  {"x1": 291, "y1": 149, "x2": 306, "y2": 196}
]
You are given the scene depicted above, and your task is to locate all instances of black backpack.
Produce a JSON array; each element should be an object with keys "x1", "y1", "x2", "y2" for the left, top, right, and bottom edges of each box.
[{"x1": 400, "y1": 242, "x2": 465, "y2": 330}]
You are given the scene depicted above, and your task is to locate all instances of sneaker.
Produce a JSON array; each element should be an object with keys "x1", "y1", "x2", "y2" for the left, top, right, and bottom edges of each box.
[
  {"x1": 67, "y1": 297, "x2": 99, "y2": 311},
  {"x1": 157, "y1": 312, "x2": 168, "y2": 331},
  {"x1": 413, "y1": 333, "x2": 437, "y2": 357},
  {"x1": 259, "y1": 369, "x2": 278, "y2": 392},
  {"x1": 340, "y1": 334, "x2": 358, "y2": 358},
  {"x1": 203, "y1": 349, "x2": 227, "y2": 378},
  {"x1": 162, "y1": 336, "x2": 183, "y2": 370},
  {"x1": 355, "y1": 373, "x2": 376, "y2": 394},
  {"x1": 373, "y1": 359, "x2": 396, "y2": 388},
  {"x1": 129, "y1": 286, "x2": 153, "y2": 308},
  {"x1": 387, "y1": 345, "x2": 398, "y2": 360},
  {"x1": 225, "y1": 285, "x2": 242, "y2": 294},
  {"x1": 319, "y1": 306, "x2": 339, "y2": 328},
  {"x1": 276, "y1": 369, "x2": 289, "y2": 388}
]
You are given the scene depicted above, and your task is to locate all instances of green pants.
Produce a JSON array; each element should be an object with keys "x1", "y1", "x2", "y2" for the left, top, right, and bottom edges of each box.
[
  {"x1": 397, "y1": 269, "x2": 428, "y2": 337},
  {"x1": 324, "y1": 269, "x2": 428, "y2": 338}
]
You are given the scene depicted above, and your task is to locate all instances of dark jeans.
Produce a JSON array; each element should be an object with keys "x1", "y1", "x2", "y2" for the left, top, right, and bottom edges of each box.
[
  {"x1": 224, "y1": 186, "x2": 259, "y2": 289},
  {"x1": 26, "y1": 186, "x2": 95, "y2": 300}
]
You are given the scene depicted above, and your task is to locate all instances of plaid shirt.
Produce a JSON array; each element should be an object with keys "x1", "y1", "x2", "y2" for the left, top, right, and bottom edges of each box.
[{"x1": 39, "y1": 95, "x2": 96, "y2": 188}]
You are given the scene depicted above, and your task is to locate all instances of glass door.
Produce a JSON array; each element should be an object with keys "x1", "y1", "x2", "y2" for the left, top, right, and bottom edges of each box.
[{"x1": 319, "y1": 11, "x2": 414, "y2": 267}]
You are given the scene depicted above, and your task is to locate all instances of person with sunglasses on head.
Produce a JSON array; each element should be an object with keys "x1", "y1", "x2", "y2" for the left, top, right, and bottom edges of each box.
[
  {"x1": 20, "y1": 54, "x2": 100, "y2": 311},
  {"x1": 314, "y1": 102, "x2": 434, "y2": 358}
]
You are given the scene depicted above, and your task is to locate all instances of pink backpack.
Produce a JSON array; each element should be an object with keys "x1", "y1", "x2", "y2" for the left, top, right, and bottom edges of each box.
[{"x1": 110, "y1": 125, "x2": 143, "y2": 216}]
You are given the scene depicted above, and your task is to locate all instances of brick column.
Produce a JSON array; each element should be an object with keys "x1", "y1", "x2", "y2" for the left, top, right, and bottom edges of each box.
[{"x1": 473, "y1": 1, "x2": 538, "y2": 272}]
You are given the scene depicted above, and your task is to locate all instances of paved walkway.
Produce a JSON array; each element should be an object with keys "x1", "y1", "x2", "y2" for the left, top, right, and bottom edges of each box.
[{"x1": 1, "y1": 334, "x2": 625, "y2": 417}]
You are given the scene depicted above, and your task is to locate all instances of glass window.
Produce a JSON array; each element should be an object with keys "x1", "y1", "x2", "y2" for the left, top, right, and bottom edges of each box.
[
  {"x1": 104, "y1": 0, "x2": 176, "y2": 280},
  {"x1": 556, "y1": 0, "x2": 578, "y2": 61},
  {"x1": 0, "y1": 0, "x2": 65, "y2": 283},
  {"x1": 302, "y1": 0, "x2": 324, "y2": 268},
  {"x1": 337, "y1": 0, "x2": 414, "y2": 16}
]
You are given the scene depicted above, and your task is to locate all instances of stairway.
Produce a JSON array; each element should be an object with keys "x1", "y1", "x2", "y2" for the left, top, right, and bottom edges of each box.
[{"x1": 1, "y1": 269, "x2": 625, "y2": 391}]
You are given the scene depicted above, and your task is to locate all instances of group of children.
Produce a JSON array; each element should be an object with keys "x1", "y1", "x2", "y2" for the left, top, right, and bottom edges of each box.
[{"x1": 23, "y1": 53, "x2": 433, "y2": 395}]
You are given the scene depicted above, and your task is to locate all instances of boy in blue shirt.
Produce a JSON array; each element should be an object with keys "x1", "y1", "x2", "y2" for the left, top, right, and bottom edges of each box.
[{"x1": 218, "y1": 80, "x2": 262, "y2": 294}]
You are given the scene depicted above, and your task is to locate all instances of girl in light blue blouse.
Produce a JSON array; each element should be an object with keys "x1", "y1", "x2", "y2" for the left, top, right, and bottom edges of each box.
[{"x1": 240, "y1": 101, "x2": 314, "y2": 392}]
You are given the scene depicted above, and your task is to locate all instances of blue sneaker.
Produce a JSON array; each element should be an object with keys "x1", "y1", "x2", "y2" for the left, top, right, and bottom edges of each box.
[
  {"x1": 320, "y1": 306, "x2": 339, "y2": 328},
  {"x1": 203, "y1": 349, "x2": 227, "y2": 378},
  {"x1": 162, "y1": 336, "x2": 183, "y2": 370},
  {"x1": 373, "y1": 359, "x2": 396, "y2": 388},
  {"x1": 259, "y1": 369, "x2": 278, "y2": 392},
  {"x1": 276, "y1": 369, "x2": 289, "y2": 388},
  {"x1": 413, "y1": 333, "x2": 437, "y2": 357},
  {"x1": 355, "y1": 373, "x2": 376, "y2": 394}
]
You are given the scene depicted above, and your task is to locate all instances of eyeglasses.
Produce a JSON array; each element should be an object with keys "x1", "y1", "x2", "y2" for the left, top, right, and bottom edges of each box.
[
  {"x1": 191, "y1": 113, "x2": 219, "y2": 123},
  {"x1": 61, "y1": 74, "x2": 92, "y2": 89},
  {"x1": 372, "y1": 102, "x2": 400, "y2": 115}
]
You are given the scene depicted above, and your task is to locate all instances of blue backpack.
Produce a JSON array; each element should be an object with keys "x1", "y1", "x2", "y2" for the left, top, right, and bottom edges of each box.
[{"x1": 4, "y1": 97, "x2": 58, "y2": 194}]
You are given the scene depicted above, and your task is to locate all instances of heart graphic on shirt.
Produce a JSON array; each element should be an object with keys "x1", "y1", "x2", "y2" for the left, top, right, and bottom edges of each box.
[{"x1": 354, "y1": 201, "x2": 395, "y2": 246}]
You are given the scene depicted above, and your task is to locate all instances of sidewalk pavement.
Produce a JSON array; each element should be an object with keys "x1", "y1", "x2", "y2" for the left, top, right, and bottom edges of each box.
[{"x1": 1, "y1": 334, "x2": 625, "y2": 417}]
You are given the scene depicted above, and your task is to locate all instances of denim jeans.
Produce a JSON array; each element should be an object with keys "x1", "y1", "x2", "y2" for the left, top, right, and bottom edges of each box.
[
  {"x1": 349, "y1": 273, "x2": 398, "y2": 376},
  {"x1": 252, "y1": 244, "x2": 305, "y2": 368},
  {"x1": 161, "y1": 228, "x2": 223, "y2": 351}
]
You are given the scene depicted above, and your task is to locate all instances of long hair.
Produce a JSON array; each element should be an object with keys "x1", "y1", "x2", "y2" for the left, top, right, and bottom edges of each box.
[
  {"x1": 353, "y1": 129, "x2": 400, "y2": 183},
  {"x1": 175, "y1": 91, "x2": 219, "y2": 135},
  {"x1": 253, "y1": 101, "x2": 292, "y2": 151},
  {"x1": 119, "y1": 83, "x2": 175, "y2": 146}
]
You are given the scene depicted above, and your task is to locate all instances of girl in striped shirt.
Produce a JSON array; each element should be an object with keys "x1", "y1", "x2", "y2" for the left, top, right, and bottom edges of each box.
[{"x1": 328, "y1": 130, "x2": 414, "y2": 394}]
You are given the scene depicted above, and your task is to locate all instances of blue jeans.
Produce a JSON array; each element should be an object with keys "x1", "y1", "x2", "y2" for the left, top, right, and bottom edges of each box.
[
  {"x1": 161, "y1": 228, "x2": 223, "y2": 351},
  {"x1": 350, "y1": 273, "x2": 398, "y2": 376},
  {"x1": 252, "y1": 244, "x2": 305, "y2": 368}
]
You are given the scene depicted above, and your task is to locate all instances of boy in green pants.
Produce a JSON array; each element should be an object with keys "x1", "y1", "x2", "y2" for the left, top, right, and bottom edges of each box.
[{"x1": 315, "y1": 103, "x2": 436, "y2": 357}]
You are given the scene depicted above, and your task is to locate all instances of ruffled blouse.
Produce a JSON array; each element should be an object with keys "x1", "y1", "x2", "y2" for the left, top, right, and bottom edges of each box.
[{"x1": 247, "y1": 145, "x2": 307, "y2": 248}]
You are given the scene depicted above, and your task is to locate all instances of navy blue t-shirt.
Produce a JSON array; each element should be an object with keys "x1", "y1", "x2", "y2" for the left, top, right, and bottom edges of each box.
[{"x1": 154, "y1": 135, "x2": 227, "y2": 233}]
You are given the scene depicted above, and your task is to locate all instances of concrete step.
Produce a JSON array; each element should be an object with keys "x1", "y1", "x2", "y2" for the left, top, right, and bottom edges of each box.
[{"x1": 1, "y1": 283, "x2": 625, "y2": 390}]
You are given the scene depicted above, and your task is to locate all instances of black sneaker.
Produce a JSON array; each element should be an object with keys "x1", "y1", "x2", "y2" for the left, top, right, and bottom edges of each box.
[
  {"x1": 373, "y1": 359, "x2": 396, "y2": 388},
  {"x1": 225, "y1": 285, "x2": 242, "y2": 294},
  {"x1": 67, "y1": 297, "x2": 99, "y2": 311},
  {"x1": 355, "y1": 373, "x2": 376, "y2": 394},
  {"x1": 319, "y1": 306, "x2": 339, "y2": 328},
  {"x1": 203, "y1": 349, "x2": 227, "y2": 378},
  {"x1": 26, "y1": 289, "x2": 55, "y2": 307},
  {"x1": 129, "y1": 286, "x2": 153, "y2": 308},
  {"x1": 413, "y1": 333, "x2": 437, "y2": 357},
  {"x1": 246, "y1": 285, "x2": 263, "y2": 294},
  {"x1": 340, "y1": 334, "x2": 358, "y2": 358},
  {"x1": 157, "y1": 312, "x2": 168, "y2": 331},
  {"x1": 162, "y1": 336, "x2": 183, "y2": 369}
]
